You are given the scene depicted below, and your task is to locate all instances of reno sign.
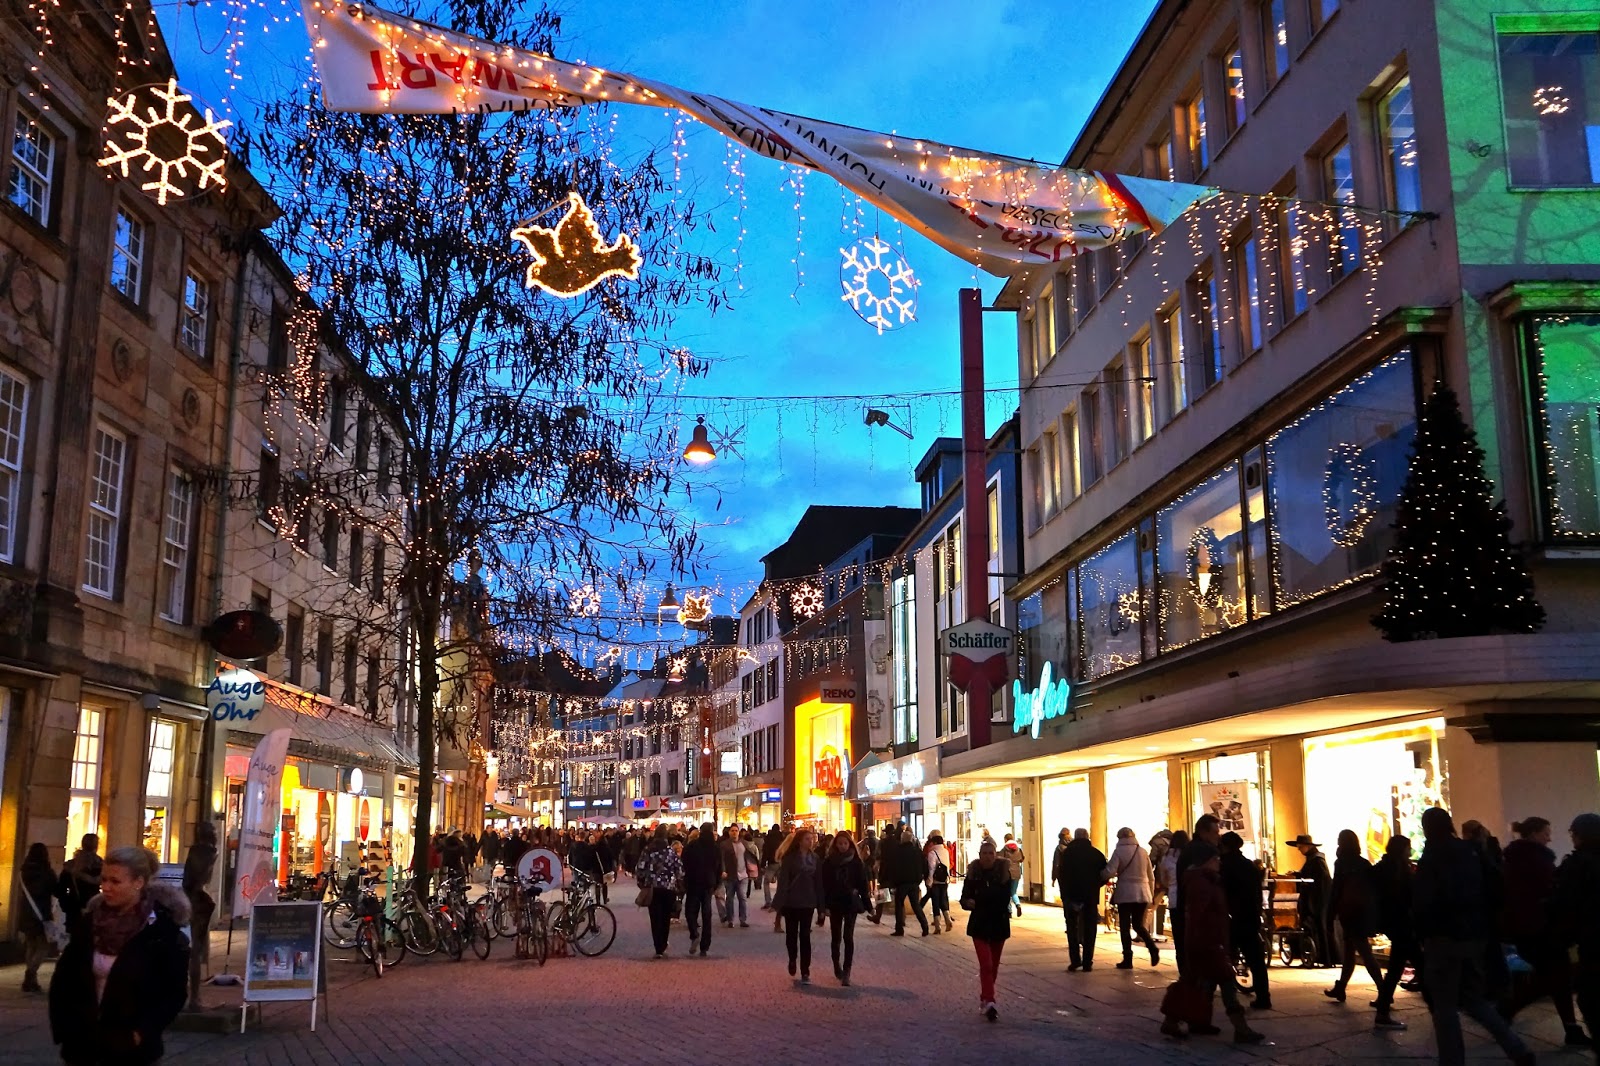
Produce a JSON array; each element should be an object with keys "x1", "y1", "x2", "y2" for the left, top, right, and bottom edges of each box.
[{"x1": 1012, "y1": 661, "x2": 1074, "y2": 740}]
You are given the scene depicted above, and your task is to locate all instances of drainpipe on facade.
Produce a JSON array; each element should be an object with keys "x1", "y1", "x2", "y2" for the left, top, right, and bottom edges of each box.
[{"x1": 195, "y1": 237, "x2": 255, "y2": 919}]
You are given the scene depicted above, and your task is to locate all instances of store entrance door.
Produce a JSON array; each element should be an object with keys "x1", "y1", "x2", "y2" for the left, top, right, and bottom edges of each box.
[{"x1": 1040, "y1": 775, "x2": 1090, "y2": 904}]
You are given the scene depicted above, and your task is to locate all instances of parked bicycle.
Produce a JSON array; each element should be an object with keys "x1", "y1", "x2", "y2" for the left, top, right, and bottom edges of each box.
[
  {"x1": 355, "y1": 892, "x2": 407, "y2": 977},
  {"x1": 546, "y1": 871, "x2": 616, "y2": 957}
]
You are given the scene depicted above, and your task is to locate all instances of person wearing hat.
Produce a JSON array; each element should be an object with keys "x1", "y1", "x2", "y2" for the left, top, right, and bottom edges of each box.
[
  {"x1": 1291, "y1": 833, "x2": 1333, "y2": 967},
  {"x1": 1553, "y1": 812, "x2": 1600, "y2": 1057}
]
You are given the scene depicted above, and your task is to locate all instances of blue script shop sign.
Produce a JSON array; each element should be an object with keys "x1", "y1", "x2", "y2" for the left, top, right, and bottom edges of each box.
[{"x1": 1011, "y1": 662, "x2": 1073, "y2": 740}]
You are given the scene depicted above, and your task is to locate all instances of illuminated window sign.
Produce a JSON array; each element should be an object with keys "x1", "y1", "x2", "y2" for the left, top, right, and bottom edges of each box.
[{"x1": 1012, "y1": 661, "x2": 1074, "y2": 739}]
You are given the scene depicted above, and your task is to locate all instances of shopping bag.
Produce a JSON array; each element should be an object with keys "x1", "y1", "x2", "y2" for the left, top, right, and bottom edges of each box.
[
  {"x1": 634, "y1": 884, "x2": 654, "y2": 908},
  {"x1": 1160, "y1": 979, "x2": 1213, "y2": 1026},
  {"x1": 22, "y1": 889, "x2": 68, "y2": 951}
]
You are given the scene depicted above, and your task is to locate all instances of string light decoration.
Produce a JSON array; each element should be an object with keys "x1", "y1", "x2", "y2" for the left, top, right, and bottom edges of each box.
[
  {"x1": 788, "y1": 580, "x2": 824, "y2": 621},
  {"x1": 677, "y1": 592, "x2": 712, "y2": 627},
  {"x1": 1533, "y1": 85, "x2": 1571, "y2": 117},
  {"x1": 1372, "y1": 383, "x2": 1545, "y2": 642},
  {"x1": 99, "y1": 78, "x2": 232, "y2": 205},
  {"x1": 839, "y1": 235, "x2": 918, "y2": 334},
  {"x1": 1185, "y1": 527, "x2": 1226, "y2": 611},
  {"x1": 1323, "y1": 442, "x2": 1379, "y2": 548},
  {"x1": 511, "y1": 191, "x2": 642, "y2": 298}
]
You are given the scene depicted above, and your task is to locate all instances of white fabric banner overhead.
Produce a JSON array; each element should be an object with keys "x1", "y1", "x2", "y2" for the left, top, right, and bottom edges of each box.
[
  {"x1": 300, "y1": 1, "x2": 1214, "y2": 277},
  {"x1": 232, "y1": 727, "x2": 292, "y2": 916}
]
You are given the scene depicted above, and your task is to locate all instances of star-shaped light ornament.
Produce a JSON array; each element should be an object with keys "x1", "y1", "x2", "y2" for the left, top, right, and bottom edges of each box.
[
  {"x1": 840, "y1": 236, "x2": 918, "y2": 334},
  {"x1": 99, "y1": 78, "x2": 231, "y2": 206},
  {"x1": 512, "y1": 192, "x2": 643, "y2": 298}
]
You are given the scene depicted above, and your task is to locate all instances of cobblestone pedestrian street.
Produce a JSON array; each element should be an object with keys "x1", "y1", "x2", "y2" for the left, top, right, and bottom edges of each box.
[{"x1": 1, "y1": 900, "x2": 1583, "y2": 1066}]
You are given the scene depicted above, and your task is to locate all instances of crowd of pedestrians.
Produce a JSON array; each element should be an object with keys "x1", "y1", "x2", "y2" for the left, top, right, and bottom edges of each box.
[{"x1": 1044, "y1": 808, "x2": 1600, "y2": 1063}]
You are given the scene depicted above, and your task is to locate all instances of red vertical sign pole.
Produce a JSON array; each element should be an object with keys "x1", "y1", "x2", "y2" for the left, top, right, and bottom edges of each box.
[{"x1": 959, "y1": 288, "x2": 992, "y2": 749}]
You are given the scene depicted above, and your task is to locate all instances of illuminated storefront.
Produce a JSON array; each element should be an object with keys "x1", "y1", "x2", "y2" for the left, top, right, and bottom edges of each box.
[
  {"x1": 854, "y1": 751, "x2": 937, "y2": 836},
  {"x1": 1039, "y1": 774, "x2": 1090, "y2": 904},
  {"x1": 1304, "y1": 718, "x2": 1448, "y2": 861},
  {"x1": 1102, "y1": 761, "x2": 1172, "y2": 848},
  {"x1": 1184, "y1": 751, "x2": 1272, "y2": 861},
  {"x1": 793, "y1": 693, "x2": 852, "y2": 830}
]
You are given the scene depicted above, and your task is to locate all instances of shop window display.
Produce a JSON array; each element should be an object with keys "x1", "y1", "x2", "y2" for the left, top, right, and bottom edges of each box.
[
  {"x1": 1017, "y1": 581, "x2": 1069, "y2": 689},
  {"x1": 1078, "y1": 530, "x2": 1143, "y2": 680},
  {"x1": 1158, "y1": 460, "x2": 1247, "y2": 651},
  {"x1": 1525, "y1": 314, "x2": 1600, "y2": 538},
  {"x1": 1303, "y1": 719, "x2": 1447, "y2": 861},
  {"x1": 1267, "y1": 351, "x2": 1416, "y2": 607}
]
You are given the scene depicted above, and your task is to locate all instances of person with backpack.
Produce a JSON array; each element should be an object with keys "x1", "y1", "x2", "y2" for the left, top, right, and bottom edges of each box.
[
  {"x1": 1414, "y1": 807, "x2": 1532, "y2": 1066},
  {"x1": 925, "y1": 831, "x2": 954, "y2": 933},
  {"x1": 57, "y1": 834, "x2": 103, "y2": 929},
  {"x1": 1325, "y1": 828, "x2": 1385, "y2": 1003},
  {"x1": 635, "y1": 825, "x2": 684, "y2": 959},
  {"x1": 1057, "y1": 828, "x2": 1108, "y2": 972},
  {"x1": 1000, "y1": 834, "x2": 1026, "y2": 916}
]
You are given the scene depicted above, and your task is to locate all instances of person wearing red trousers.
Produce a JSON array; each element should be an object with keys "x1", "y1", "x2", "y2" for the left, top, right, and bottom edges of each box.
[{"x1": 960, "y1": 838, "x2": 1012, "y2": 1022}]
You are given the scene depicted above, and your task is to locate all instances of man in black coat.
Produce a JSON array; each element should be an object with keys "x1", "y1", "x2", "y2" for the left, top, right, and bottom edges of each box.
[
  {"x1": 680, "y1": 823, "x2": 721, "y2": 956},
  {"x1": 1054, "y1": 828, "x2": 1107, "y2": 972},
  {"x1": 1553, "y1": 813, "x2": 1600, "y2": 1050},
  {"x1": 1290, "y1": 833, "x2": 1334, "y2": 967},
  {"x1": 890, "y1": 831, "x2": 930, "y2": 937},
  {"x1": 1219, "y1": 831, "x2": 1270, "y2": 1008}
]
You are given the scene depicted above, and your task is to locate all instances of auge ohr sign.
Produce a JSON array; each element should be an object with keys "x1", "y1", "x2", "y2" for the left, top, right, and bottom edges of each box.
[
  {"x1": 207, "y1": 668, "x2": 267, "y2": 722},
  {"x1": 1012, "y1": 662, "x2": 1072, "y2": 740}
]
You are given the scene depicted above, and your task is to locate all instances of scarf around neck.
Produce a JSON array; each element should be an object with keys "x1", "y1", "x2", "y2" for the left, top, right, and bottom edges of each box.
[{"x1": 91, "y1": 894, "x2": 152, "y2": 957}]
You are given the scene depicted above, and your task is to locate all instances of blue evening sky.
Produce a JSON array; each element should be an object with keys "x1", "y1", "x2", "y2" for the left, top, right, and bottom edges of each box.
[{"x1": 158, "y1": 0, "x2": 1159, "y2": 614}]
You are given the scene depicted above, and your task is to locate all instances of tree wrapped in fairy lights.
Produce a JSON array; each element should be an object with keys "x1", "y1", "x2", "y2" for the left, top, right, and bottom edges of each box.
[
  {"x1": 1372, "y1": 383, "x2": 1544, "y2": 641},
  {"x1": 243, "y1": 0, "x2": 724, "y2": 880}
]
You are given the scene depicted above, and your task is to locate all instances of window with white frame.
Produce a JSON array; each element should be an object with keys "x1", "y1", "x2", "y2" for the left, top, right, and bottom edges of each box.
[
  {"x1": 889, "y1": 572, "x2": 918, "y2": 746},
  {"x1": 110, "y1": 208, "x2": 145, "y2": 302},
  {"x1": 83, "y1": 425, "x2": 126, "y2": 597},
  {"x1": 158, "y1": 470, "x2": 195, "y2": 622},
  {"x1": 8, "y1": 106, "x2": 56, "y2": 226},
  {"x1": 0, "y1": 365, "x2": 26, "y2": 563},
  {"x1": 143, "y1": 719, "x2": 177, "y2": 861},
  {"x1": 67, "y1": 706, "x2": 102, "y2": 848},
  {"x1": 1041, "y1": 428, "x2": 1061, "y2": 515},
  {"x1": 1378, "y1": 74, "x2": 1422, "y2": 217},
  {"x1": 1030, "y1": 286, "x2": 1056, "y2": 377},
  {"x1": 1061, "y1": 409, "x2": 1082, "y2": 501},
  {"x1": 180, "y1": 270, "x2": 210, "y2": 356}
]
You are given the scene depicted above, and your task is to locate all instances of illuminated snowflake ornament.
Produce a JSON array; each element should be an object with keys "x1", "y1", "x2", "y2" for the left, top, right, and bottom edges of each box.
[
  {"x1": 790, "y1": 580, "x2": 824, "y2": 620},
  {"x1": 839, "y1": 236, "x2": 917, "y2": 334},
  {"x1": 568, "y1": 584, "x2": 603, "y2": 618},
  {"x1": 100, "y1": 78, "x2": 231, "y2": 206}
]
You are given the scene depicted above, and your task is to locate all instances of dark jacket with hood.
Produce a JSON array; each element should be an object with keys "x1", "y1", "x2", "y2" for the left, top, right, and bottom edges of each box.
[
  {"x1": 1501, "y1": 836, "x2": 1557, "y2": 942},
  {"x1": 49, "y1": 881, "x2": 190, "y2": 1066},
  {"x1": 1552, "y1": 841, "x2": 1600, "y2": 963}
]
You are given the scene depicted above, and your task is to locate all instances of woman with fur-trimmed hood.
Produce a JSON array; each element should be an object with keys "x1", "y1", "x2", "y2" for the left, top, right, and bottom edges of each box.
[{"x1": 50, "y1": 844, "x2": 190, "y2": 1065}]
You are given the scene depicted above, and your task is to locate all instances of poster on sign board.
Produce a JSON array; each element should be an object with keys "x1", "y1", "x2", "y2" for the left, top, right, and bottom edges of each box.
[{"x1": 1196, "y1": 781, "x2": 1254, "y2": 843}]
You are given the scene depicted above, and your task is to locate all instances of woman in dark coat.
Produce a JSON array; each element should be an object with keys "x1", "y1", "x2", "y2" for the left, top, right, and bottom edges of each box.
[
  {"x1": 19, "y1": 842, "x2": 56, "y2": 993},
  {"x1": 773, "y1": 828, "x2": 823, "y2": 984},
  {"x1": 960, "y1": 838, "x2": 1012, "y2": 1022},
  {"x1": 1160, "y1": 844, "x2": 1263, "y2": 1044},
  {"x1": 1372, "y1": 834, "x2": 1417, "y2": 1030},
  {"x1": 1326, "y1": 828, "x2": 1384, "y2": 1002},
  {"x1": 49, "y1": 845, "x2": 190, "y2": 1065},
  {"x1": 819, "y1": 829, "x2": 870, "y2": 985},
  {"x1": 1502, "y1": 817, "x2": 1590, "y2": 1046}
]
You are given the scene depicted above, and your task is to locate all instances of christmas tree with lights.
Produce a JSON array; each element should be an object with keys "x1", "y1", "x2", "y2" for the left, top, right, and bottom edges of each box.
[{"x1": 1373, "y1": 383, "x2": 1545, "y2": 641}]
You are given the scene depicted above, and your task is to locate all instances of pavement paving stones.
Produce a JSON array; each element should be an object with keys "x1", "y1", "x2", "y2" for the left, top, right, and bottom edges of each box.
[{"x1": 0, "y1": 898, "x2": 1587, "y2": 1065}]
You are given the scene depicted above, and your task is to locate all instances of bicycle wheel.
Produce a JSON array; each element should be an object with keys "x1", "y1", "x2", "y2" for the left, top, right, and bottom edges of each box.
[
  {"x1": 378, "y1": 917, "x2": 408, "y2": 969},
  {"x1": 570, "y1": 904, "x2": 617, "y2": 957},
  {"x1": 496, "y1": 892, "x2": 522, "y2": 938},
  {"x1": 325, "y1": 900, "x2": 359, "y2": 949},
  {"x1": 437, "y1": 911, "x2": 464, "y2": 961},
  {"x1": 401, "y1": 907, "x2": 439, "y2": 955},
  {"x1": 529, "y1": 907, "x2": 549, "y2": 967},
  {"x1": 468, "y1": 910, "x2": 492, "y2": 960},
  {"x1": 546, "y1": 902, "x2": 568, "y2": 945},
  {"x1": 475, "y1": 897, "x2": 500, "y2": 941},
  {"x1": 358, "y1": 922, "x2": 383, "y2": 978}
]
